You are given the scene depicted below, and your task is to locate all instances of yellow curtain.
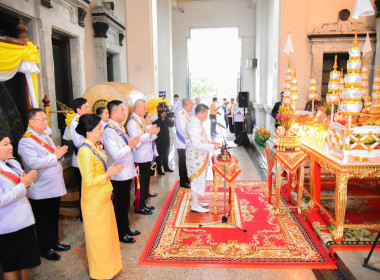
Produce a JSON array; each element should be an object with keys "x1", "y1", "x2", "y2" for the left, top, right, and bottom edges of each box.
[
  {"x1": 0, "y1": 41, "x2": 40, "y2": 71},
  {"x1": 0, "y1": 41, "x2": 40, "y2": 107}
]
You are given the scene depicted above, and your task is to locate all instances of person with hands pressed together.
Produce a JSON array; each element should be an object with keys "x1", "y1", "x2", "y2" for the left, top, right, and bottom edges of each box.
[
  {"x1": 68, "y1": 98, "x2": 90, "y2": 221},
  {"x1": 18, "y1": 109, "x2": 70, "y2": 262},
  {"x1": 186, "y1": 104, "x2": 221, "y2": 213},
  {"x1": 76, "y1": 114, "x2": 123, "y2": 280},
  {"x1": 144, "y1": 112, "x2": 159, "y2": 197},
  {"x1": 102, "y1": 100, "x2": 141, "y2": 244},
  {"x1": 127, "y1": 99, "x2": 160, "y2": 215},
  {"x1": 0, "y1": 130, "x2": 41, "y2": 280}
]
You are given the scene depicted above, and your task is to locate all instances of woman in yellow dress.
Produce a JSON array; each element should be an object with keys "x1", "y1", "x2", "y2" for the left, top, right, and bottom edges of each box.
[{"x1": 76, "y1": 114, "x2": 123, "y2": 280}]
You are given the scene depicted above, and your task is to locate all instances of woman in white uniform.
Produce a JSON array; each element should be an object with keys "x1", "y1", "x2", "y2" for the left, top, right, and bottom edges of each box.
[{"x1": 0, "y1": 130, "x2": 40, "y2": 280}]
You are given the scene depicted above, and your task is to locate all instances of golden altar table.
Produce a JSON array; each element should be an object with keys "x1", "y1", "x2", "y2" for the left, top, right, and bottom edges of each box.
[
  {"x1": 211, "y1": 155, "x2": 242, "y2": 215},
  {"x1": 301, "y1": 143, "x2": 380, "y2": 242}
]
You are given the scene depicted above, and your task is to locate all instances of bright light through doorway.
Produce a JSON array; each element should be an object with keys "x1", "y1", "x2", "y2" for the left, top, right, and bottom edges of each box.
[{"x1": 188, "y1": 28, "x2": 242, "y2": 102}]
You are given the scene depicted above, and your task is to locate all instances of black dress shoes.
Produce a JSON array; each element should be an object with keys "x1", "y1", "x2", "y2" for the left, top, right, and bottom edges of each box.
[
  {"x1": 164, "y1": 168, "x2": 174, "y2": 172},
  {"x1": 145, "y1": 205, "x2": 155, "y2": 211},
  {"x1": 135, "y1": 208, "x2": 153, "y2": 215},
  {"x1": 126, "y1": 229, "x2": 141, "y2": 236},
  {"x1": 148, "y1": 192, "x2": 158, "y2": 197},
  {"x1": 180, "y1": 183, "x2": 191, "y2": 189},
  {"x1": 53, "y1": 242, "x2": 71, "y2": 251},
  {"x1": 119, "y1": 234, "x2": 135, "y2": 243},
  {"x1": 40, "y1": 249, "x2": 61, "y2": 261},
  {"x1": 157, "y1": 170, "x2": 165, "y2": 175}
]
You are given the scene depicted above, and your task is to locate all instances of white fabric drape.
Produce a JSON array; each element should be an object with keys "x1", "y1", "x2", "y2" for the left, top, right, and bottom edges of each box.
[{"x1": 0, "y1": 60, "x2": 40, "y2": 108}]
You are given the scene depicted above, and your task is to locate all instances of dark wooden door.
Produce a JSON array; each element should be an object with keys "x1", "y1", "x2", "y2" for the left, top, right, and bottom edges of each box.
[{"x1": 52, "y1": 33, "x2": 73, "y2": 135}]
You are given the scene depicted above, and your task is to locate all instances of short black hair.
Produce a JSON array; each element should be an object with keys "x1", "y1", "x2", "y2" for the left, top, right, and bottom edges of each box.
[
  {"x1": 72, "y1": 98, "x2": 88, "y2": 114},
  {"x1": 223, "y1": 98, "x2": 226, "y2": 101},
  {"x1": 96, "y1": 107, "x2": 106, "y2": 116},
  {"x1": 0, "y1": 130, "x2": 9, "y2": 142},
  {"x1": 107, "y1": 100, "x2": 123, "y2": 117},
  {"x1": 195, "y1": 104, "x2": 209, "y2": 115},
  {"x1": 27, "y1": 108, "x2": 44, "y2": 122},
  {"x1": 174, "y1": 94, "x2": 179, "y2": 98},
  {"x1": 75, "y1": 114, "x2": 101, "y2": 137},
  {"x1": 212, "y1": 97, "x2": 217, "y2": 102},
  {"x1": 280, "y1": 91, "x2": 284, "y2": 96}
]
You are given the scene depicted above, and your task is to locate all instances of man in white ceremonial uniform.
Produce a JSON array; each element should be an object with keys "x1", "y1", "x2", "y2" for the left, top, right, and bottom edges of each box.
[
  {"x1": 102, "y1": 100, "x2": 141, "y2": 244},
  {"x1": 68, "y1": 98, "x2": 90, "y2": 220},
  {"x1": 127, "y1": 99, "x2": 160, "y2": 215},
  {"x1": 175, "y1": 98, "x2": 193, "y2": 189},
  {"x1": 186, "y1": 104, "x2": 221, "y2": 213},
  {"x1": 18, "y1": 109, "x2": 70, "y2": 261}
]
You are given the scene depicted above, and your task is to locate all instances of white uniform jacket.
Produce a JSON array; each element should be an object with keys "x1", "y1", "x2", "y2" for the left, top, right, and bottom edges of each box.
[
  {"x1": 0, "y1": 159, "x2": 35, "y2": 234},
  {"x1": 185, "y1": 117, "x2": 214, "y2": 196},
  {"x1": 174, "y1": 109, "x2": 190, "y2": 150},
  {"x1": 126, "y1": 112, "x2": 157, "y2": 163},
  {"x1": 232, "y1": 105, "x2": 245, "y2": 122},
  {"x1": 102, "y1": 119, "x2": 136, "y2": 181},
  {"x1": 18, "y1": 128, "x2": 67, "y2": 200},
  {"x1": 173, "y1": 100, "x2": 182, "y2": 117},
  {"x1": 69, "y1": 114, "x2": 85, "y2": 167}
]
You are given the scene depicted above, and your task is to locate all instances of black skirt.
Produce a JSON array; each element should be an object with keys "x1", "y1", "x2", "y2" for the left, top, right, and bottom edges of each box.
[{"x1": 0, "y1": 224, "x2": 41, "y2": 272}]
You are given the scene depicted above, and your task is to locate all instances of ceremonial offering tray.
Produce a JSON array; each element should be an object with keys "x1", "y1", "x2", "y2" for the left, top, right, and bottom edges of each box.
[
  {"x1": 326, "y1": 122, "x2": 380, "y2": 163},
  {"x1": 275, "y1": 134, "x2": 301, "y2": 151},
  {"x1": 217, "y1": 146, "x2": 232, "y2": 162}
]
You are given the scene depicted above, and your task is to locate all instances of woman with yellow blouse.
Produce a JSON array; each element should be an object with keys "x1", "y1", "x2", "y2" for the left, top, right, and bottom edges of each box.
[{"x1": 76, "y1": 114, "x2": 123, "y2": 280}]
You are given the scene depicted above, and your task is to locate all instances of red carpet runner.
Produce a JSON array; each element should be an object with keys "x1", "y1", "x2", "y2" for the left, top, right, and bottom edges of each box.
[{"x1": 139, "y1": 180, "x2": 336, "y2": 268}]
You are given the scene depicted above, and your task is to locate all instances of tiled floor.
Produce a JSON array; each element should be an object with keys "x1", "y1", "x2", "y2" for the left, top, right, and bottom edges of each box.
[{"x1": 29, "y1": 128, "x2": 321, "y2": 280}]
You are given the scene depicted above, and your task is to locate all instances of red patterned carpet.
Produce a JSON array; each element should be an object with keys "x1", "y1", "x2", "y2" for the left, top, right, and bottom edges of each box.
[
  {"x1": 139, "y1": 180, "x2": 336, "y2": 268},
  {"x1": 303, "y1": 178, "x2": 380, "y2": 255}
]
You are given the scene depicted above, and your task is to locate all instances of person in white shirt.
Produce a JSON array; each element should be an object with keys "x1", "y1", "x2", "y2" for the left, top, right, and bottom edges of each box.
[
  {"x1": 96, "y1": 106, "x2": 109, "y2": 129},
  {"x1": 173, "y1": 94, "x2": 182, "y2": 116},
  {"x1": 127, "y1": 99, "x2": 160, "y2": 215},
  {"x1": 191, "y1": 97, "x2": 200, "y2": 115},
  {"x1": 186, "y1": 104, "x2": 221, "y2": 213},
  {"x1": 232, "y1": 97, "x2": 245, "y2": 138},
  {"x1": 102, "y1": 100, "x2": 141, "y2": 243},
  {"x1": 175, "y1": 98, "x2": 193, "y2": 188},
  {"x1": 68, "y1": 98, "x2": 90, "y2": 221},
  {"x1": 18, "y1": 109, "x2": 70, "y2": 261},
  {"x1": 0, "y1": 130, "x2": 40, "y2": 279}
]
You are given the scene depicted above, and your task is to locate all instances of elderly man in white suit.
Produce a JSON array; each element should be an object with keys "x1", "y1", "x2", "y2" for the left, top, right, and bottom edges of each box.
[{"x1": 186, "y1": 104, "x2": 221, "y2": 213}]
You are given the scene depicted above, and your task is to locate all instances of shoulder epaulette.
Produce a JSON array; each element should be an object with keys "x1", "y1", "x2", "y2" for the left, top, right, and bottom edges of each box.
[
  {"x1": 76, "y1": 117, "x2": 79, "y2": 122},
  {"x1": 23, "y1": 132, "x2": 32, "y2": 138},
  {"x1": 109, "y1": 122, "x2": 115, "y2": 128}
]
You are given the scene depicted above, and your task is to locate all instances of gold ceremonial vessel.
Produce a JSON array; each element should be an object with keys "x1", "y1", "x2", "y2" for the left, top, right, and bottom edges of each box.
[
  {"x1": 276, "y1": 135, "x2": 301, "y2": 151},
  {"x1": 217, "y1": 146, "x2": 232, "y2": 162}
]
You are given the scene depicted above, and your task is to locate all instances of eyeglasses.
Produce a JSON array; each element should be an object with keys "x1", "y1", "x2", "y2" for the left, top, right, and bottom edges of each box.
[{"x1": 32, "y1": 118, "x2": 49, "y2": 122}]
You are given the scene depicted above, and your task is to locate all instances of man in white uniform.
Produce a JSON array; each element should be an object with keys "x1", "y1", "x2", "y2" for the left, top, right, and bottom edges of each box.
[
  {"x1": 18, "y1": 109, "x2": 70, "y2": 261},
  {"x1": 175, "y1": 98, "x2": 193, "y2": 188},
  {"x1": 186, "y1": 104, "x2": 221, "y2": 213},
  {"x1": 68, "y1": 98, "x2": 90, "y2": 220},
  {"x1": 127, "y1": 99, "x2": 160, "y2": 215},
  {"x1": 232, "y1": 98, "x2": 245, "y2": 138},
  {"x1": 173, "y1": 94, "x2": 182, "y2": 117},
  {"x1": 102, "y1": 100, "x2": 141, "y2": 243}
]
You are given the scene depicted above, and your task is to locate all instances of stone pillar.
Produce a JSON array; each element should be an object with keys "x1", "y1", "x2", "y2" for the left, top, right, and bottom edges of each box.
[{"x1": 126, "y1": 0, "x2": 157, "y2": 94}]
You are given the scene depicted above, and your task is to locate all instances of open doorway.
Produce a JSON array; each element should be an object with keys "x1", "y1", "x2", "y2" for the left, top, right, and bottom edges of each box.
[{"x1": 188, "y1": 28, "x2": 242, "y2": 102}]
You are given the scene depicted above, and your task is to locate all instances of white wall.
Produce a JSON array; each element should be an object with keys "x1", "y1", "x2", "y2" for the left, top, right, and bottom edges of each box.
[
  {"x1": 157, "y1": 0, "x2": 173, "y2": 99},
  {"x1": 172, "y1": 0, "x2": 255, "y2": 100},
  {"x1": 126, "y1": 0, "x2": 155, "y2": 94}
]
